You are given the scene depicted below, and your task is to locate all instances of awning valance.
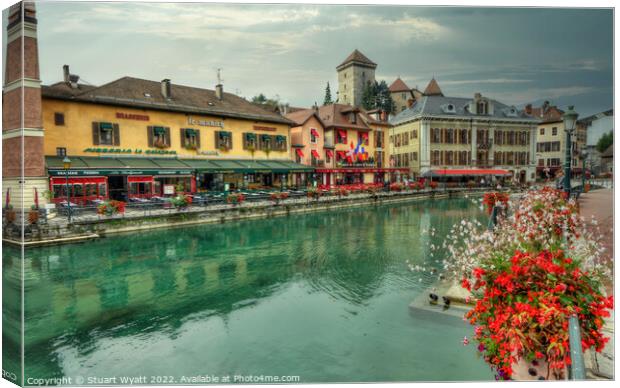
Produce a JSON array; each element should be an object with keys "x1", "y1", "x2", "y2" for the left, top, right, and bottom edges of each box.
[
  {"x1": 422, "y1": 169, "x2": 512, "y2": 177},
  {"x1": 311, "y1": 150, "x2": 320, "y2": 159},
  {"x1": 100, "y1": 122, "x2": 114, "y2": 130}
]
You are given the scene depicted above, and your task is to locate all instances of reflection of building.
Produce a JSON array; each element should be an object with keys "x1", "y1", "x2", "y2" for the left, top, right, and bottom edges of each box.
[
  {"x1": 286, "y1": 104, "x2": 407, "y2": 186},
  {"x1": 390, "y1": 80, "x2": 539, "y2": 182},
  {"x1": 336, "y1": 49, "x2": 376, "y2": 107}
]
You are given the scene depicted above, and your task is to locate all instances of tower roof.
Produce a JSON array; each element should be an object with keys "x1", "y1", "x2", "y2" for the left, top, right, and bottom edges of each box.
[
  {"x1": 388, "y1": 77, "x2": 410, "y2": 92},
  {"x1": 423, "y1": 77, "x2": 443, "y2": 96},
  {"x1": 336, "y1": 49, "x2": 377, "y2": 70}
]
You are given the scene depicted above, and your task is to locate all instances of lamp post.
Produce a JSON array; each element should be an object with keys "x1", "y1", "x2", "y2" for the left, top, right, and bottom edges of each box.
[
  {"x1": 562, "y1": 106, "x2": 579, "y2": 196},
  {"x1": 62, "y1": 156, "x2": 72, "y2": 223}
]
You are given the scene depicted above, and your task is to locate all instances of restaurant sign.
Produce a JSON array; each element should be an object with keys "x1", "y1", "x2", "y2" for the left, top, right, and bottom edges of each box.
[
  {"x1": 49, "y1": 169, "x2": 193, "y2": 176},
  {"x1": 116, "y1": 112, "x2": 150, "y2": 121},
  {"x1": 83, "y1": 147, "x2": 177, "y2": 155},
  {"x1": 188, "y1": 116, "x2": 224, "y2": 128}
]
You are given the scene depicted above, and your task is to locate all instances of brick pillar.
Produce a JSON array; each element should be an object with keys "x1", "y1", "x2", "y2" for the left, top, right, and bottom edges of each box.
[{"x1": 2, "y1": 1, "x2": 48, "y2": 211}]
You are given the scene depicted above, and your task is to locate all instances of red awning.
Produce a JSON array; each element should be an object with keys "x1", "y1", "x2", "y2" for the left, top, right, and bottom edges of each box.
[
  {"x1": 430, "y1": 169, "x2": 512, "y2": 177},
  {"x1": 361, "y1": 132, "x2": 369, "y2": 139},
  {"x1": 337, "y1": 151, "x2": 346, "y2": 159},
  {"x1": 50, "y1": 177, "x2": 107, "y2": 185},
  {"x1": 127, "y1": 176, "x2": 155, "y2": 183},
  {"x1": 310, "y1": 128, "x2": 319, "y2": 138},
  {"x1": 326, "y1": 149, "x2": 334, "y2": 158},
  {"x1": 311, "y1": 150, "x2": 320, "y2": 159},
  {"x1": 295, "y1": 148, "x2": 304, "y2": 158},
  {"x1": 338, "y1": 130, "x2": 347, "y2": 138}
]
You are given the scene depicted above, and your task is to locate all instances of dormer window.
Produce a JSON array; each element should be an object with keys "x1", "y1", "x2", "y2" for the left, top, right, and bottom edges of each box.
[
  {"x1": 441, "y1": 104, "x2": 456, "y2": 114},
  {"x1": 476, "y1": 101, "x2": 488, "y2": 115},
  {"x1": 349, "y1": 112, "x2": 357, "y2": 124}
]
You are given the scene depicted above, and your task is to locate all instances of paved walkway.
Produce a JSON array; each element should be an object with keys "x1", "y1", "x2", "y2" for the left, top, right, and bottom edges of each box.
[{"x1": 579, "y1": 188, "x2": 614, "y2": 295}]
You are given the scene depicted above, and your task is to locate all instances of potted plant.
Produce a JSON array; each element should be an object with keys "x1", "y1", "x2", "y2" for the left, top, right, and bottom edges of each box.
[
  {"x1": 170, "y1": 194, "x2": 193, "y2": 210},
  {"x1": 97, "y1": 200, "x2": 126, "y2": 216},
  {"x1": 270, "y1": 191, "x2": 289, "y2": 205},
  {"x1": 307, "y1": 187, "x2": 321, "y2": 200},
  {"x1": 43, "y1": 190, "x2": 56, "y2": 209},
  {"x1": 428, "y1": 181, "x2": 438, "y2": 190},
  {"x1": 389, "y1": 182, "x2": 404, "y2": 192},
  {"x1": 481, "y1": 192, "x2": 510, "y2": 215},
  {"x1": 226, "y1": 193, "x2": 245, "y2": 205},
  {"x1": 28, "y1": 205, "x2": 39, "y2": 225},
  {"x1": 4, "y1": 204, "x2": 15, "y2": 224}
]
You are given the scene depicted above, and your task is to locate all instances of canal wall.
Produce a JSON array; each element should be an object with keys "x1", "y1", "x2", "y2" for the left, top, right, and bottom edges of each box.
[{"x1": 3, "y1": 189, "x2": 487, "y2": 246}]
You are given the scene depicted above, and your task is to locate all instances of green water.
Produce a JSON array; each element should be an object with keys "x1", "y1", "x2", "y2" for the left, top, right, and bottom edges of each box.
[{"x1": 4, "y1": 198, "x2": 493, "y2": 384}]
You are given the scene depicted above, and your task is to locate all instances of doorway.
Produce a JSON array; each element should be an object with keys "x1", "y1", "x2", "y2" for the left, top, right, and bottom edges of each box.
[{"x1": 108, "y1": 175, "x2": 127, "y2": 201}]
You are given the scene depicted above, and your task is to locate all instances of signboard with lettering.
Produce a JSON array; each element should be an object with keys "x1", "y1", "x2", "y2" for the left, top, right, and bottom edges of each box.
[
  {"x1": 116, "y1": 112, "x2": 150, "y2": 121},
  {"x1": 188, "y1": 116, "x2": 224, "y2": 128},
  {"x1": 48, "y1": 169, "x2": 193, "y2": 176},
  {"x1": 253, "y1": 125, "x2": 277, "y2": 132},
  {"x1": 83, "y1": 148, "x2": 177, "y2": 155},
  {"x1": 163, "y1": 185, "x2": 175, "y2": 195}
]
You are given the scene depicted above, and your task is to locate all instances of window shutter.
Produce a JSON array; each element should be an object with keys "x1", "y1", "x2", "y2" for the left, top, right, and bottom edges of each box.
[
  {"x1": 112, "y1": 123, "x2": 120, "y2": 146},
  {"x1": 147, "y1": 126, "x2": 154, "y2": 147},
  {"x1": 92, "y1": 122, "x2": 100, "y2": 145},
  {"x1": 270, "y1": 135, "x2": 277, "y2": 151},
  {"x1": 180, "y1": 128, "x2": 186, "y2": 147},
  {"x1": 164, "y1": 127, "x2": 171, "y2": 147},
  {"x1": 195, "y1": 129, "x2": 200, "y2": 148},
  {"x1": 242, "y1": 133, "x2": 248, "y2": 150},
  {"x1": 214, "y1": 130, "x2": 220, "y2": 148}
]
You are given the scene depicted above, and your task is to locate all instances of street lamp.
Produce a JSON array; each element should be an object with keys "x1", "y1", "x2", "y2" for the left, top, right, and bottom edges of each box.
[
  {"x1": 63, "y1": 156, "x2": 72, "y2": 223},
  {"x1": 562, "y1": 106, "x2": 579, "y2": 196}
]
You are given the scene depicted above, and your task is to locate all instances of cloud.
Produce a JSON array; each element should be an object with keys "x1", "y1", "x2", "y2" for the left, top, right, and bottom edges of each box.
[{"x1": 441, "y1": 78, "x2": 533, "y2": 86}]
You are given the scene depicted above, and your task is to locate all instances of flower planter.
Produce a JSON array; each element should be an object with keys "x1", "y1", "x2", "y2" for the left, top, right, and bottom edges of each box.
[
  {"x1": 511, "y1": 357, "x2": 566, "y2": 381},
  {"x1": 28, "y1": 210, "x2": 39, "y2": 225},
  {"x1": 4, "y1": 209, "x2": 16, "y2": 224}
]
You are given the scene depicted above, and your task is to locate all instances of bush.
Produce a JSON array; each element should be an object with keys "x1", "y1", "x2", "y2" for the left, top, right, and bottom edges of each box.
[
  {"x1": 97, "y1": 200, "x2": 126, "y2": 216},
  {"x1": 170, "y1": 195, "x2": 193, "y2": 209},
  {"x1": 389, "y1": 182, "x2": 404, "y2": 192},
  {"x1": 226, "y1": 193, "x2": 245, "y2": 205}
]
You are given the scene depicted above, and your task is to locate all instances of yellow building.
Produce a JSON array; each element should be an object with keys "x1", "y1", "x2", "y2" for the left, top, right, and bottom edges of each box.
[
  {"x1": 41, "y1": 73, "x2": 311, "y2": 203},
  {"x1": 390, "y1": 81, "x2": 539, "y2": 183}
]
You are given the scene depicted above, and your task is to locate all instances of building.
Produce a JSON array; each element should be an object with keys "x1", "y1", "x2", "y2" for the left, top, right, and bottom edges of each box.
[
  {"x1": 578, "y1": 109, "x2": 613, "y2": 176},
  {"x1": 336, "y1": 49, "x2": 376, "y2": 107},
  {"x1": 390, "y1": 80, "x2": 539, "y2": 183},
  {"x1": 2, "y1": 2, "x2": 47, "y2": 210},
  {"x1": 600, "y1": 144, "x2": 613, "y2": 174},
  {"x1": 527, "y1": 102, "x2": 586, "y2": 179},
  {"x1": 286, "y1": 104, "x2": 406, "y2": 186},
  {"x1": 40, "y1": 71, "x2": 318, "y2": 202},
  {"x1": 389, "y1": 78, "x2": 414, "y2": 114}
]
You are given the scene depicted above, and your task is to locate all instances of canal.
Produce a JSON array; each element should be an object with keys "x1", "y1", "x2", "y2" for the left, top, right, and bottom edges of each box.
[{"x1": 3, "y1": 197, "x2": 493, "y2": 383}]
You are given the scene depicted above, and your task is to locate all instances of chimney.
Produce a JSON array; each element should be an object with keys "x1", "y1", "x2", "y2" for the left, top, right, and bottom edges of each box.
[
  {"x1": 215, "y1": 84, "x2": 223, "y2": 100},
  {"x1": 161, "y1": 79, "x2": 171, "y2": 99},
  {"x1": 69, "y1": 74, "x2": 80, "y2": 89},
  {"x1": 63, "y1": 65, "x2": 70, "y2": 83},
  {"x1": 474, "y1": 92, "x2": 481, "y2": 100},
  {"x1": 525, "y1": 104, "x2": 532, "y2": 115}
]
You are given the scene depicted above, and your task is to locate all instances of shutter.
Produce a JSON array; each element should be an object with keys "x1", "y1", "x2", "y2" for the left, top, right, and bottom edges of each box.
[
  {"x1": 214, "y1": 131, "x2": 220, "y2": 148},
  {"x1": 113, "y1": 123, "x2": 120, "y2": 146},
  {"x1": 180, "y1": 128, "x2": 186, "y2": 148},
  {"x1": 164, "y1": 127, "x2": 171, "y2": 147},
  {"x1": 92, "y1": 122, "x2": 100, "y2": 145},
  {"x1": 195, "y1": 129, "x2": 200, "y2": 148},
  {"x1": 271, "y1": 135, "x2": 277, "y2": 151},
  {"x1": 147, "y1": 126, "x2": 154, "y2": 147},
  {"x1": 242, "y1": 133, "x2": 248, "y2": 150}
]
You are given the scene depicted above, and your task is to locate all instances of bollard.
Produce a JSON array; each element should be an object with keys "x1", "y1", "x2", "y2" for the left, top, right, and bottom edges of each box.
[{"x1": 568, "y1": 314, "x2": 586, "y2": 379}]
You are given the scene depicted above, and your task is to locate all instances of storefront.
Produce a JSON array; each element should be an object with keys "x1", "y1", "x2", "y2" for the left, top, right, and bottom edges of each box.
[{"x1": 315, "y1": 168, "x2": 409, "y2": 187}]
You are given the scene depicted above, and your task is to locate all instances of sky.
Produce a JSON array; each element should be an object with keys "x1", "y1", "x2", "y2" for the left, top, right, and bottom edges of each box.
[{"x1": 2, "y1": 1, "x2": 614, "y2": 118}]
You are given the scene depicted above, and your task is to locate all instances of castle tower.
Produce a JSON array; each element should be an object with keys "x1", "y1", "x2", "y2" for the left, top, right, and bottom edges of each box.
[
  {"x1": 336, "y1": 49, "x2": 376, "y2": 107},
  {"x1": 2, "y1": 1, "x2": 47, "y2": 211}
]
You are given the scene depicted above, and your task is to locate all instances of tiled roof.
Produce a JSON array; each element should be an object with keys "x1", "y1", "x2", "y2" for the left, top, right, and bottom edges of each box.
[
  {"x1": 423, "y1": 78, "x2": 443, "y2": 96},
  {"x1": 389, "y1": 77, "x2": 411, "y2": 92},
  {"x1": 285, "y1": 109, "x2": 324, "y2": 127},
  {"x1": 601, "y1": 144, "x2": 613, "y2": 158},
  {"x1": 529, "y1": 104, "x2": 564, "y2": 123},
  {"x1": 336, "y1": 49, "x2": 377, "y2": 70},
  {"x1": 390, "y1": 95, "x2": 539, "y2": 125},
  {"x1": 41, "y1": 77, "x2": 294, "y2": 125}
]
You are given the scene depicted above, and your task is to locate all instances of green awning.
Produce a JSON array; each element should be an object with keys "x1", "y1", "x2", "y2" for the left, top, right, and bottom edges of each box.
[
  {"x1": 260, "y1": 134, "x2": 271, "y2": 141},
  {"x1": 276, "y1": 135, "x2": 286, "y2": 142},
  {"x1": 245, "y1": 133, "x2": 256, "y2": 140},
  {"x1": 99, "y1": 122, "x2": 113, "y2": 130},
  {"x1": 152, "y1": 158, "x2": 191, "y2": 168},
  {"x1": 116, "y1": 157, "x2": 162, "y2": 168},
  {"x1": 219, "y1": 131, "x2": 231, "y2": 138},
  {"x1": 153, "y1": 126, "x2": 166, "y2": 135},
  {"x1": 185, "y1": 128, "x2": 196, "y2": 136}
]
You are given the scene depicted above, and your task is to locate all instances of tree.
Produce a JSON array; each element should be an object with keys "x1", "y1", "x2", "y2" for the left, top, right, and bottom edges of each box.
[
  {"x1": 323, "y1": 82, "x2": 333, "y2": 105},
  {"x1": 596, "y1": 131, "x2": 613, "y2": 153},
  {"x1": 251, "y1": 93, "x2": 282, "y2": 111},
  {"x1": 361, "y1": 80, "x2": 395, "y2": 113}
]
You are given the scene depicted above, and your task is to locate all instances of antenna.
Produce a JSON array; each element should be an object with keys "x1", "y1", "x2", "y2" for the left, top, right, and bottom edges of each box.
[{"x1": 217, "y1": 68, "x2": 223, "y2": 85}]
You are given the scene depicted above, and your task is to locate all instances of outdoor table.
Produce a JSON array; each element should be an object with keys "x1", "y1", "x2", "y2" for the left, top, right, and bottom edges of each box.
[{"x1": 58, "y1": 200, "x2": 79, "y2": 208}]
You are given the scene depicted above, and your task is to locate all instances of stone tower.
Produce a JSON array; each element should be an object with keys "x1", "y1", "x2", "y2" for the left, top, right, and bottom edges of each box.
[
  {"x1": 2, "y1": 1, "x2": 47, "y2": 211},
  {"x1": 336, "y1": 49, "x2": 376, "y2": 107}
]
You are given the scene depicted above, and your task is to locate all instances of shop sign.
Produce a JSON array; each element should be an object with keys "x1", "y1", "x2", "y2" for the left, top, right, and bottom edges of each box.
[
  {"x1": 198, "y1": 150, "x2": 220, "y2": 156},
  {"x1": 253, "y1": 125, "x2": 276, "y2": 132},
  {"x1": 49, "y1": 169, "x2": 193, "y2": 176},
  {"x1": 163, "y1": 185, "x2": 175, "y2": 195},
  {"x1": 188, "y1": 116, "x2": 224, "y2": 128},
  {"x1": 116, "y1": 112, "x2": 150, "y2": 121},
  {"x1": 83, "y1": 147, "x2": 177, "y2": 155}
]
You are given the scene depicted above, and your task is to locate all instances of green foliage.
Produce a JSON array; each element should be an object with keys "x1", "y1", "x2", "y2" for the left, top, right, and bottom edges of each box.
[
  {"x1": 596, "y1": 131, "x2": 613, "y2": 153},
  {"x1": 323, "y1": 82, "x2": 333, "y2": 105},
  {"x1": 361, "y1": 80, "x2": 395, "y2": 113}
]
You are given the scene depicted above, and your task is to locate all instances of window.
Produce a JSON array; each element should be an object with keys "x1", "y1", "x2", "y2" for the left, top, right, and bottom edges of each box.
[
  {"x1": 275, "y1": 135, "x2": 287, "y2": 151},
  {"x1": 54, "y1": 112, "x2": 65, "y2": 126},
  {"x1": 411, "y1": 130, "x2": 418, "y2": 139},
  {"x1": 540, "y1": 128, "x2": 545, "y2": 136},
  {"x1": 56, "y1": 147, "x2": 66, "y2": 157},
  {"x1": 431, "y1": 150, "x2": 441, "y2": 165},
  {"x1": 445, "y1": 128, "x2": 454, "y2": 144},
  {"x1": 243, "y1": 133, "x2": 257, "y2": 150},
  {"x1": 431, "y1": 128, "x2": 441, "y2": 143},
  {"x1": 310, "y1": 128, "x2": 318, "y2": 143},
  {"x1": 460, "y1": 129, "x2": 468, "y2": 144},
  {"x1": 93, "y1": 122, "x2": 120, "y2": 146},
  {"x1": 147, "y1": 126, "x2": 170, "y2": 148},
  {"x1": 181, "y1": 128, "x2": 200, "y2": 149},
  {"x1": 538, "y1": 159, "x2": 545, "y2": 166},
  {"x1": 259, "y1": 134, "x2": 272, "y2": 150},
  {"x1": 476, "y1": 101, "x2": 488, "y2": 115},
  {"x1": 402, "y1": 93, "x2": 407, "y2": 100},
  {"x1": 552, "y1": 127, "x2": 558, "y2": 136},
  {"x1": 337, "y1": 130, "x2": 347, "y2": 144},
  {"x1": 214, "y1": 130, "x2": 232, "y2": 150},
  {"x1": 412, "y1": 152, "x2": 418, "y2": 161},
  {"x1": 349, "y1": 112, "x2": 357, "y2": 124},
  {"x1": 358, "y1": 131, "x2": 369, "y2": 146}
]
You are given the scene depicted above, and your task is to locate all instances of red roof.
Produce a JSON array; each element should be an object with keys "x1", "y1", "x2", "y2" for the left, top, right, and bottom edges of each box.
[
  {"x1": 389, "y1": 77, "x2": 410, "y2": 92},
  {"x1": 423, "y1": 77, "x2": 444, "y2": 96}
]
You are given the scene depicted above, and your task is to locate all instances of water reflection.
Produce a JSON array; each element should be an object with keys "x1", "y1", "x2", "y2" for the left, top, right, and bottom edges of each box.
[{"x1": 3, "y1": 198, "x2": 487, "y2": 382}]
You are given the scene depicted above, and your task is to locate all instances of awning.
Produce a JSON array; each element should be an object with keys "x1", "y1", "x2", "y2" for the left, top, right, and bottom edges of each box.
[
  {"x1": 100, "y1": 122, "x2": 114, "y2": 131},
  {"x1": 326, "y1": 149, "x2": 334, "y2": 158},
  {"x1": 295, "y1": 148, "x2": 305, "y2": 158},
  {"x1": 422, "y1": 169, "x2": 512, "y2": 177},
  {"x1": 311, "y1": 150, "x2": 320, "y2": 159},
  {"x1": 337, "y1": 151, "x2": 346, "y2": 159},
  {"x1": 153, "y1": 126, "x2": 166, "y2": 135},
  {"x1": 338, "y1": 130, "x2": 347, "y2": 139},
  {"x1": 311, "y1": 128, "x2": 320, "y2": 138},
  {"x1": 185, "y1": 128, "x2": 196, "y2": 136},
  {"x1": 360, "y1": 132, "x2": 369, "y2": 139},
  {"x1": 127, "y1": 176, "x2": 155, "y2": 183}
]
